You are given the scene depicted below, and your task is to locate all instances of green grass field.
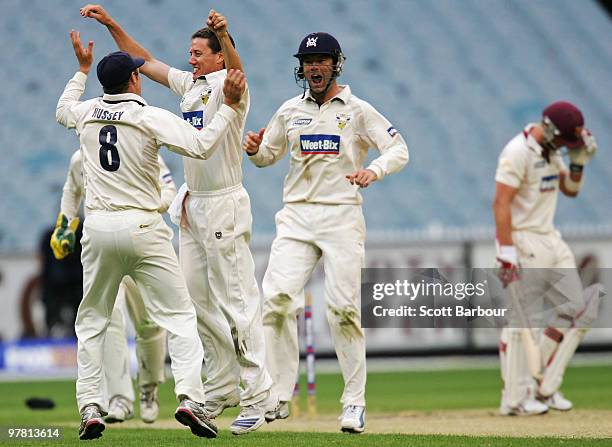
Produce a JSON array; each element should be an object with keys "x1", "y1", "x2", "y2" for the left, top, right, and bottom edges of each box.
[{"x1": 1, "y1": 365, "x2": 611, "y2": 446}]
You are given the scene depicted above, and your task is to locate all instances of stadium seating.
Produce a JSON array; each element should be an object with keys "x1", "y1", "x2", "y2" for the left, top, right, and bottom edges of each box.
[{"x1": 1, "y1": 0, "x2": 610, "y2": 251}]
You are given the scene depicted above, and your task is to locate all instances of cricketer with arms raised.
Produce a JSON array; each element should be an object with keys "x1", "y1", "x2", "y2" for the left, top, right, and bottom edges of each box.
[{"x1": 56, "y1": 29, "x2": 245, "y2": 440}]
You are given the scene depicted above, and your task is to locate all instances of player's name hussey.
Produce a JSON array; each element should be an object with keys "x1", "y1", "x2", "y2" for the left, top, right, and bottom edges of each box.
[
  {"x1": 371, "y1": 304, "x2": 508, "y2": 318},
  {"x1": 91, "y1": 108, "x2": 124, "y2": 121}
]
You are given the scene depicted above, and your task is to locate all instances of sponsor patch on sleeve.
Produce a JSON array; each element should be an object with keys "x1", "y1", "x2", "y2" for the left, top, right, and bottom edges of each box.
[
  {"x1": 161, "y1": 173, "x2": 173, "y2": 184},
  {"x1": 182, "y1": 111, "x2": 204, "y2": 130},
  {"x1": 387, "y1": 126, "x2": 398, "y2": 137},
  {"x1": 300, "y1": 134, "x2": 341, "y2": 154}
]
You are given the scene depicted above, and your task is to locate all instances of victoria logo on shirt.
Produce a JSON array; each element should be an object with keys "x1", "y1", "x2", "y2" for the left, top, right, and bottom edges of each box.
[
  {"x1": 540, "y1": 174, "x2": 558, "y2": 192},
  {"x1": 200, "y1": 87, "x2": 213, "y2": 106},
  {"x1": 183, "y1": 111, "x2": 204, "y2": 130},
  {"x1": 300, "y1": 134, "x2": 340, "y2": 154},
  {"x1": 335, "y1": 113, "x2": 351, "y2": 130}
]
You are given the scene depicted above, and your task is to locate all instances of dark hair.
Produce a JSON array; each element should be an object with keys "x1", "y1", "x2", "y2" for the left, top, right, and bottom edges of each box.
[
  {"x1": 103, "y1": 79, "x2": 130, "y2": 95},
  {"x1": 191, "y1": 28, "x2": 236, "y2": 53}
]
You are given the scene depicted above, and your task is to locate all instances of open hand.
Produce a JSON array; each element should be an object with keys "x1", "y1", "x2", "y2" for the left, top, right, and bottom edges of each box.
[{"x1": 70, "y1": 30, "x2": 93, "y2": 74}]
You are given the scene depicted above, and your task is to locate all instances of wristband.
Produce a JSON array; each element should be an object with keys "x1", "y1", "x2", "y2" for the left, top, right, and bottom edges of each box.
[{"x1": 569, "y1": 163, "x2": 584, "y2": 174}]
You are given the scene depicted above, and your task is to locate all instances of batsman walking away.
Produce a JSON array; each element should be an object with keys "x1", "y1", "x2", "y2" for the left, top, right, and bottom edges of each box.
[{"x1": 494, "y1": 100, "x2": 602, "y2": 416}]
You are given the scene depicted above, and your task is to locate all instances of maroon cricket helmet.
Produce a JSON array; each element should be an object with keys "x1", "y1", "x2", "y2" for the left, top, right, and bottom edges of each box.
[{"x1": 542, "y1": 101, "x2": 584, "y2": 148}]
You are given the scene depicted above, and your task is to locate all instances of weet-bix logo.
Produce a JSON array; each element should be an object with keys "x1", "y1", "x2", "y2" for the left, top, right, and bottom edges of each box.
[
  {"x1": 182, "y1": 111, "x2": 204, "y2": 130},
  {"x1": 300, "y1": 134, "x2": 340, "y2": 154}
]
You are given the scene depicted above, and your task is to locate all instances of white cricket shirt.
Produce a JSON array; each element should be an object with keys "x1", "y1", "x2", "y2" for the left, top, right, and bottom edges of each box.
[
  {"x1": 248, "y1": 85, "x2": 409, "y2": 205},
  {"x1": 56, "y1": 71, "x2": 237, "y2": 214},
  {"x1": 495, "y1": 124, "x2": 567, "y2": 233},
  {"x1": 168, "y1": 68, "x2": 249, "y2": 192},
  {"x1": 60, "y1": 149, "x2": 177, "y2": 218}
]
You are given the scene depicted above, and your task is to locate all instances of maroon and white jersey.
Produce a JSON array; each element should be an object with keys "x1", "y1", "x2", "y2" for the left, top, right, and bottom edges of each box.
[{"x1": 495, "y1": 124, "x2": 567, "y2": 233}]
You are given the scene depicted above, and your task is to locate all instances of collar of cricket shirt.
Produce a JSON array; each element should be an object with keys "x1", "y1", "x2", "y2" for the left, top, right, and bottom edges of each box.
[
  {"x1": 102, "y1": 92, "x2": 148, "y2": 107},
  {"x1": 196, "y1": 68, "x2": 227, "y2": 84},
  {"x1": 523, "y1": 123, "x2": 544, "y2": 156},
  {"x1": 305, "y1": 84, "x2": 352, "y2": 105}
]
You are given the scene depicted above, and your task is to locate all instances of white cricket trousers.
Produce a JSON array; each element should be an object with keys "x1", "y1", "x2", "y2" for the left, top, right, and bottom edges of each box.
[
  {"x1": 76, "y1": 210, "x2": 205, "y2": 412},
  {"x1": 500, "y1": 230, "x2": 585, "y2": 405},
  {"x1": 179, "y1": 184, "x2": 271, "y2": 406},
  {"x1": 103, "y1": 276, "x2": 167, "y2": 404},
  {"x1": 511, "y1": 230, "x2": 583, "y2": 325},
  {"x1": 262, "y1": 203, "x2": 366, "y2": 407}
]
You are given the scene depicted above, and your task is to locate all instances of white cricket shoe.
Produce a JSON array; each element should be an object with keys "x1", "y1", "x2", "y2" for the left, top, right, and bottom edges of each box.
[
  {"x1": 79, "y1": 404, "x2": 106, "y2": 440},
  {"x1": 105, "y1": 395, "x2": 134, "y2": 424},
  {"x1": 175, "y1": 398, "x2": 218, "y2": 438},
  {"x1": 500, "y1": 397, "x2": 549, "y2": 416},
  {"x1": 538, "y1": 391, "x2": 573, "y2": 411},
  {"x1": 139, "y1": 384, "x2": 160, "y2": 423},
  {"x1": 203, "y1": 391, "x2": 240, "y2": 419},
  {"x1": 340, "y1": 405, "x2": 366, "y2": 433},
  {"x1": 231, "y1": 393, "x2": 278, "y2": 435},
  {"x1": 265, "y1": 400, "x2": 290, "y2": 422}
]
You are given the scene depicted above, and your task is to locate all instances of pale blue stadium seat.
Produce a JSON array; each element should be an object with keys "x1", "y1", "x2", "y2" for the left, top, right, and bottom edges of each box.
[{"x1": 0, "y1": 0, "x2": 610, "y2": 250}]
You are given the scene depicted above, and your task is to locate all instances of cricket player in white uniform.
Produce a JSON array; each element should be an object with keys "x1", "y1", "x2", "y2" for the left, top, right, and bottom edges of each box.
[
  {"x1": 494, "y1": 101, "x2": 599, "y2": 416},
  {"x1": 81, "y1": 5, "x2": 274, "y2": 433},
  {"x1": 56, "y1": 30, "x2": 245, "y2": 440},
  {"x1": 51, "y1": 149, "x2": 176, "y2": 424},
  {"x1": 243, "y1": 32, "x2": 409, "y2": 433}
]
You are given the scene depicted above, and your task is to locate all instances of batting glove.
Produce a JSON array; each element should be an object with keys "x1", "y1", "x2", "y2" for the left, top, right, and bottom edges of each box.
[
  {"x1": 496, "y1": 245, "x2": 519, "y2": 288},
  {"x1": 569, "y1": 129, "x2": 597, "y2": 170},
  {"x1": 50, "y1": 212, "x2": 80, "y2": 260}
]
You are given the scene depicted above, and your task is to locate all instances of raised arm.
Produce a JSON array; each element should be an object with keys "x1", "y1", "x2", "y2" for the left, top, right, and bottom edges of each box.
[
  {"x1": 151, "y1": 70, "x2": 246, "y2": 159},
  {"x1": 207, "y1": 10, "x2": 243, "y2": 72},
  {"x1": 559, "y1": 129, "x2": 597, "y2": 198},
  {"x1": 56, "y1": 30, "x2": 93, "y2": 128},
  {"x1": 80, "y1": 4, "x2": 171, "y2": 87}
]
